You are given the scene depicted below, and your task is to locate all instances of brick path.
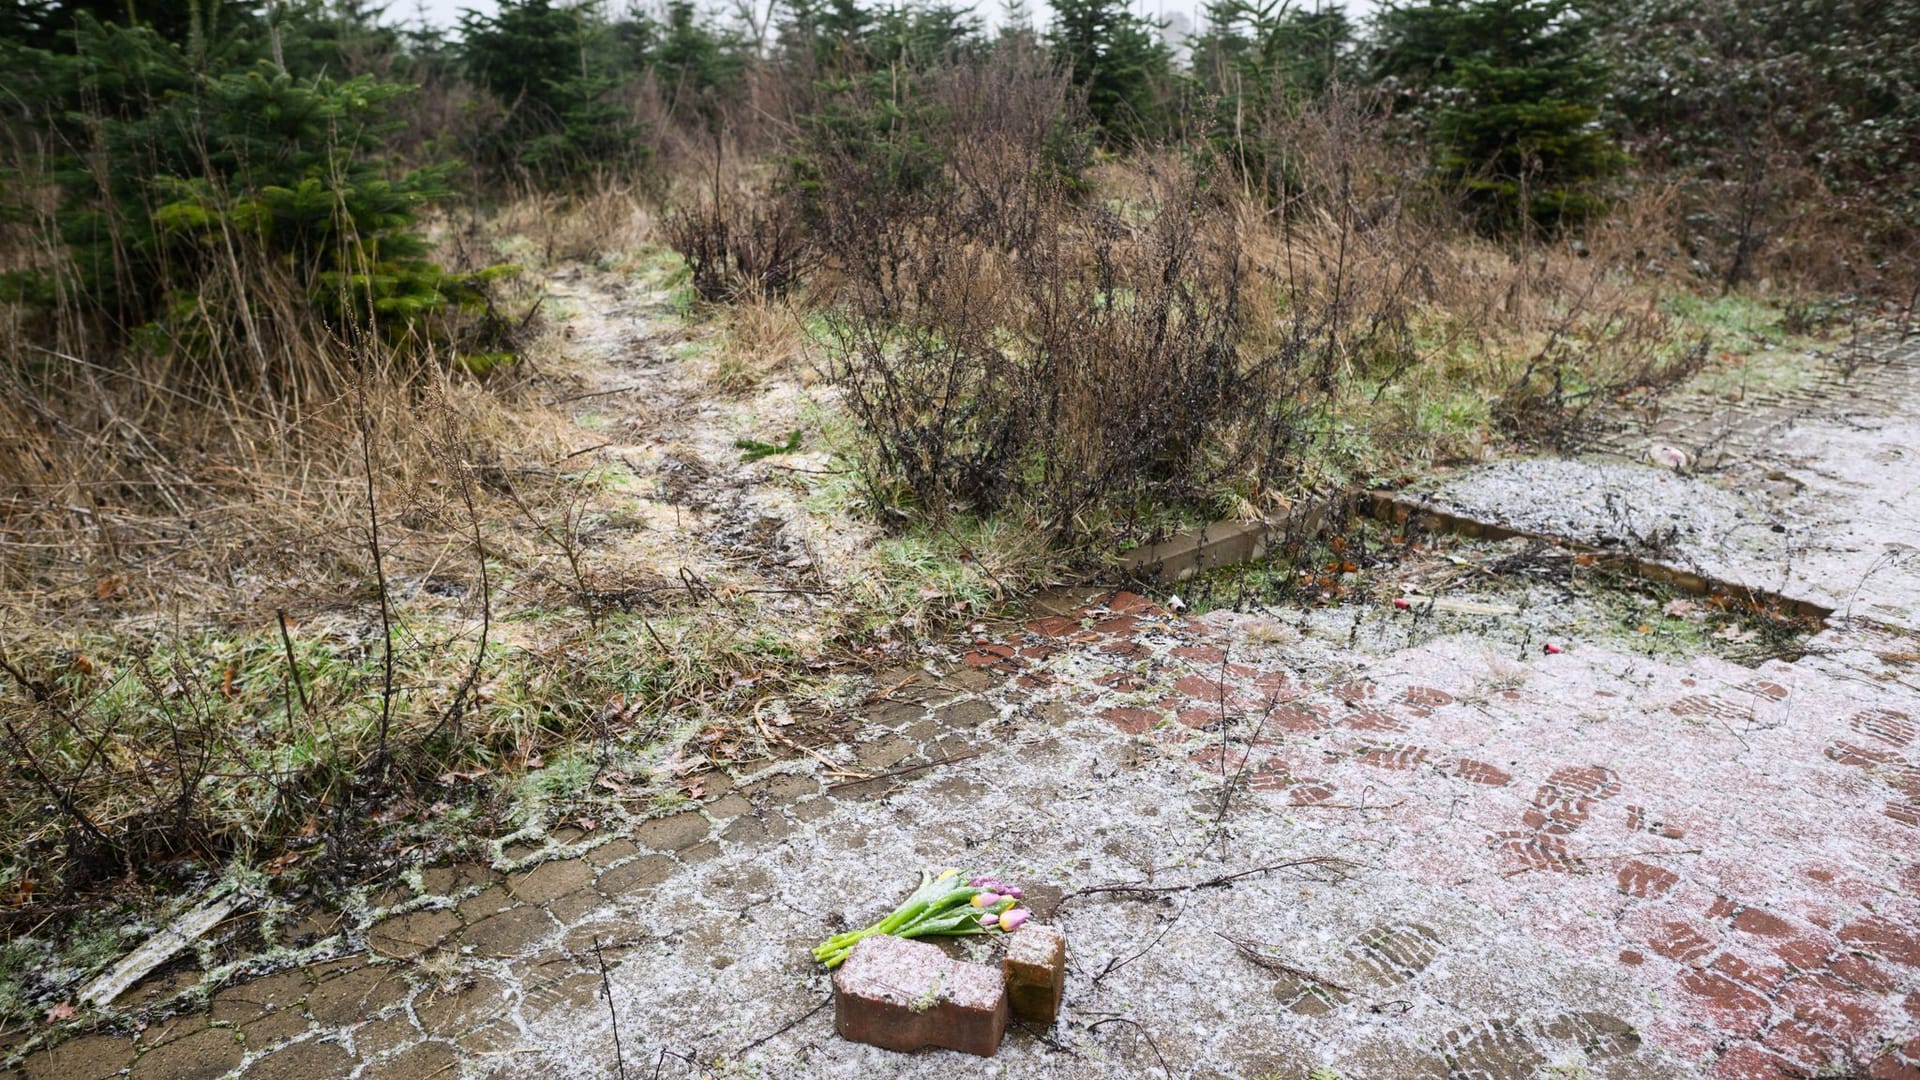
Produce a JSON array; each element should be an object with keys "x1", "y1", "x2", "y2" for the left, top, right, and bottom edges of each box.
[{"x1": 13, "y1": 334, "x2": 1920, "y2": 1078}]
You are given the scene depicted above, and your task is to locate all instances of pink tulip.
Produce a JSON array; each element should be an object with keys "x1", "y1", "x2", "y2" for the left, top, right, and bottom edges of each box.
[
  {"x1": 971, "y1": 892, "x2": 1002, "y2": 907},
  {"x1": 1003, "y1": 886, "x2": 1023, "y2": 899},
  {"x1": 979, "y1": 912, "x2": 999, "y2": 928},
  {"x1": 999, "y1": 909, "x2": 1030, "y2": 931}
]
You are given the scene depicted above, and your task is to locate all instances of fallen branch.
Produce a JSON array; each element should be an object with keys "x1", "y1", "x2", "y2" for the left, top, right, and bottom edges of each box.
[
  {"x1": 1060, "y1": 856, "x2": 1358, "y2": 904},
  {"x1": 737, "y1": 996, "x2": 830, "y2": 1055},
  {"x1": 827, "y1": 750, "x2": 987, "y2": 790},
  {"x1": 1215, "y1": 932, "x2": 1358, "y2": 996}
]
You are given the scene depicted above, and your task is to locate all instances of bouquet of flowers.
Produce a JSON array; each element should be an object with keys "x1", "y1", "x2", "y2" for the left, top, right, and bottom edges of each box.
[{"x1": 814, "y1": 868, "x2": 1031, "y2": 969}]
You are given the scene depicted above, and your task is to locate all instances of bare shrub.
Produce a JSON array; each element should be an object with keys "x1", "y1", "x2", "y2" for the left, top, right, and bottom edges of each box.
[{"x1": 665, "y1": 174, "x2": 814, "y2": 303}]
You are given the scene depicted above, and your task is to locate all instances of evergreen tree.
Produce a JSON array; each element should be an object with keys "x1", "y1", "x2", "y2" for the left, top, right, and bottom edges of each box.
[
  {"x1": 1045, "y1": 0, "x2": 1168, "y2": 145},
  {"x1": 1372, "y1": 0, "x2": 1621, "y2": 231}
]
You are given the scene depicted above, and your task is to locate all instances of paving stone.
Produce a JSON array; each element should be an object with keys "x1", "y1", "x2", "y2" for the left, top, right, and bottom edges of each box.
[
  {"x1": 349, "y1": 1012, "x2": 420, "y2": 1058},
  {"x1": 721, "y1": 812, "x2": 791, "y2": 846},
  {"x1": 744, "y1": 772, "x2": 822, "y2": 803},
  {"x1": 456, "y1": 884, "x2": 516, "y2": 923},
  {"x1": 585, "y1": 838, "x2": 637, "y2": 866},
  {"x1": 130, "y1": 1026, "x2": 244, "y2": 1080},
  {"x1": 239, "y1": 1037, "x2": 356, "y2": 1079},
  {"x1": 832, "y1": 935, "x2": 1009, "y2": 1057},
  {"x1": 419, "y1": 862, "x2": 496, "y2": 897},
  {"x1": 934, "y1": 699, "x2": 996, "y2": 726},
  {"x1": 506, "y1": 858, "x2": 595, "y2": 904},
  {"x1": 547, "y1": 887, "x2": 605, "y2": 922},
  {"x1": 21, "y1": 1033, "x2": 134, "y2": 1080},
  {"x1": 212, "y1": 969, "x2": 311, "y2": 1022},
  {"x1": 306, "y1": 965, "x2": 403, "y2": 1026},
  {"x1": 415, "y1": 974, "x2": 509, "y2": 1038},
  {"x1": 240, "y1": 1006, "x2": 312, "y2": 1047},
  {"x1": 854, "y1": 733, "x2": 915, "y2": 769},
  {"x1": 702, "y1": 793, "x2": 752, "y2": 820},
  {"x1": 596, "y1": 852, "x2": 674, "y2": 895},
  {"x1": 360, "y1": 1039, "x2": 460, "y2": 1080},
  {"x1": 368, "y1": 909, "x2": 462, "y2": 960},
  {"x1": 678, "y1": 840, "x2": 721, "y2": 865},
  {"x1": 463, "y1": 906, "x2": 553, "y2": 956},
  {"x1": 633, "y1": 812, "x2": 708, "y2": 851},
  {"x1": 790, "y1": 795, "x2": 836, "y2": 822}
]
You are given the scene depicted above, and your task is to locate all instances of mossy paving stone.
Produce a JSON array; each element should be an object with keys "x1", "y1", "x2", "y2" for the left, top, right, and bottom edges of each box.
[
  {"x1": 369, "y1": 909, "x2": 462, "y2": 960},
  {"x1": 505, "y1": 858, "x2": 594, "y2": 904},
  {"x1": 129, "y1": 1026, "x2": 244, "y2": 1080},
  {"x1": 462, "y1": 905, "x2": 553, "y2": 956},
  {"x1": 359, "y1": 1038, "x2": 459, "y2": 1080},
  {"x1": 701, "y1": 793, "x2": 751, "y2": 820},
  {"x1": 632, "y1": 812, "x2": 708, "y2": 852},
  {"x1": 238, "y1": 1036, "x2": 356, "y2": 1079},
  {"x1": 20, "y1": 1033, "x2": 134, "y2": 1080},
  {"x1": 456, "y1": 884, "x2": 515, "y2": 923},
  {"x1": 306, "y1": 965, "x2": 405, "y2": 1027}
]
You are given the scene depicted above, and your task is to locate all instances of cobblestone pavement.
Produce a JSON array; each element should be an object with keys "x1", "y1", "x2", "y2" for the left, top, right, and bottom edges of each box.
[{"x1": 13, "y1": 334, "x2": 1920, "y2": 1079}]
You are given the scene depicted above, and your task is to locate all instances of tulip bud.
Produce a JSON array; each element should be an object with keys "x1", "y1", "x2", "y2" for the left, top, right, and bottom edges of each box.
[
  {"x1": 971, "y1": 892, "x2": 1002, "y2": 907},
  {"x1": 979, "y1": 912, "x2": 999, "y2": 928},
  {"x1": 999, "y1": 908, "x2": 1030, "y2": 931}
]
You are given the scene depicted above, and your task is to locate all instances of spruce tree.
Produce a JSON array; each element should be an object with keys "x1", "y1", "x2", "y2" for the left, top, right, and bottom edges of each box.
[
  {"x1": 1372, "y1": 0, "x2": 1621, "y2": 232},
  {"x1": 1046, "y1": 0, "x2": 1168, "y2": 145}
]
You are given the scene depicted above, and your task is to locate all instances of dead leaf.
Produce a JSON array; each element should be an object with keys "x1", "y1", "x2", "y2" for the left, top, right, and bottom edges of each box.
[
  {"x1": 1662, "y1": 598, "x2": 1699, "y2": 618},
  {"x1": 45, "y1": 1002, "x2": 77, "y2": 1023}
]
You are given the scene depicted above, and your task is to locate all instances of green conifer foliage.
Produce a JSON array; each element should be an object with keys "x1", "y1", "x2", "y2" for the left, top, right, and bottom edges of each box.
[{"x1": 1373, "y1": 0, "x2": 1621, "y2": 232}]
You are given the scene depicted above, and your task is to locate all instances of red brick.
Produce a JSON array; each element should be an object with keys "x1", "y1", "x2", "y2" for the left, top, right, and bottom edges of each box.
[
  {"x1": 1088, "y1": 615, "x2": 1139, "y2": 636},
  {"x1": 1840, "y1": 915, "x2": 1920, "y2": 968},
  {"x1": 1771, "y1": 935, "x2": 1831, "y2": 972},
  {"x1": 1024, "y1": 615, "x2": 1081, "y2": 639},
  {"x1": 1762, "y1": 1017, "x2": 1844, "y2": 1069},
  {"x1": 1733, "y1": 908, "x2": 1796, "y2": 938},
  {"x1": 1105, "y1": 591, "x2": 1156, "y2": 615},
  {"x1": 1678, "y1": 969, "x2": 1772, "y2": 1037},
  {"x1": 1829, "y1": 952, "x2": 1899, "y2": 992},
  {"x1": 962, "y1": 646, "x2": 1015, "y2": 669},
  {"x1": 1175, "y1": 707, "x2": 1219, "y2": 730},
  {"x1": 1711, "y1": 952, "x2": 1787, "y2": 994},
  {"x1": 1617, "y1": 860, "x2": 1680, "y2": 899},
  {"x1": 1170, "y1": 645, "x2": 1225, "y2": 664},
  {"x1": 1709, "y1": 1043, "x2": 1803, "y2": 1080},
  {"x1": 1003, "y1": 925, "x2": 1067, "y2": 1025},
  {"x1": 1650, "y1": 921, "x2": 1719, "y2": 965},
  {"x1": 832, "y1": 935, "x2": 1008, "y2": 1057},
  {"x1": 1270, "y1": 704, "x2": 1329, "y2": 732},
  {"x1": 1870, "y1": 1050, "x2": 1920, "y2": 1080},
  {"x1": 1100, "y1": 707, "x2": 1160, "y2": 736},
  {"x1": 1173, "y1": 674, "x2": 1226, "y2": 702}
]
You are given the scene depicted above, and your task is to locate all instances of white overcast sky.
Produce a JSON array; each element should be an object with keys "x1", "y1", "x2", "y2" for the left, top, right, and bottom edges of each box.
[{"x1": 394, "y1": 0, "x2": 1379, "y2": 37}]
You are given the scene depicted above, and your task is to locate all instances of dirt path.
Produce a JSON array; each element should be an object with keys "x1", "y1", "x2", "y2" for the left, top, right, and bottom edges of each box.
[{"x1": 15, "y1": 315, "x2": 1920, "y2": 1079}]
